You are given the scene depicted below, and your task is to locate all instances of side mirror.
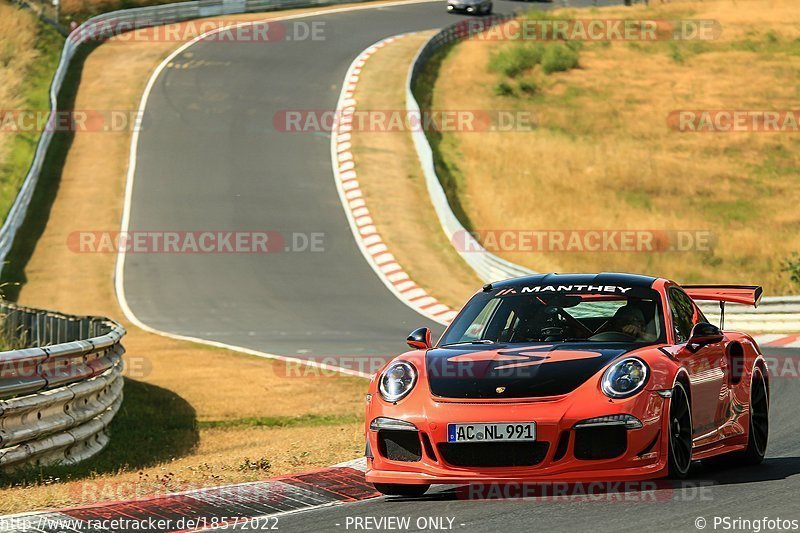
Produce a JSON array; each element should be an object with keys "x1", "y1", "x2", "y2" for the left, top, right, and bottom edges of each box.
[
  {"x1": 407, "y1": 327, "x2": 432, "y2": 350},
  {"x1": 688, "y1": 322, "x2": 724, "y2": 348}
]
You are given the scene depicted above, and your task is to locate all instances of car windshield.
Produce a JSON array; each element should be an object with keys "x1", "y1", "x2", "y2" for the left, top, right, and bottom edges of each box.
[{"x1": 439, "y1": 287, "x2": 666, "y2": 345}]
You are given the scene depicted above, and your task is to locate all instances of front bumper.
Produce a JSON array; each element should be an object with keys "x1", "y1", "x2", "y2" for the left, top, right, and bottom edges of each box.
[{"x1": 365, "y1": 391, "x2": 669, "y2": 485}]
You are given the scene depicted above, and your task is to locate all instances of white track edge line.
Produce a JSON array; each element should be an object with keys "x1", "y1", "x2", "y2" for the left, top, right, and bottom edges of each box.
[{"x1": 114, "y1": 1, "x2": 440, "y2": 380}]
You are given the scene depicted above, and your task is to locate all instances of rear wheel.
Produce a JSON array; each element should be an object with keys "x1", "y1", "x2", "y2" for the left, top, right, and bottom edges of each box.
[
  {"x1": 667, "y1": 381, "x2": 693, "y2": 479},
  {"x1": 742, "y1": 367, "x2": 769, "y2": 464},
  {"x1": 373, "y1": 483, "x2": 430, "y2": 497}
]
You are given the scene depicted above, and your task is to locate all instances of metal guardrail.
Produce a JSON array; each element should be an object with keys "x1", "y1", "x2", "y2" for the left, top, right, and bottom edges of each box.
[
  {"x1": 406, "y1": 18, "x2": 800, "y2": 333},
  {"x1": 406, "y1": 16, "x2": 535, "y2": 285},
  {"x1": 0, "y1": 301, "x2": 125, "y2": 470},
  {"x1": 0, "y1": 0, "x2": 377, "y2": 279},
  {"x1": 0, "y1": 0, "x2": 387, "y2": 473}
]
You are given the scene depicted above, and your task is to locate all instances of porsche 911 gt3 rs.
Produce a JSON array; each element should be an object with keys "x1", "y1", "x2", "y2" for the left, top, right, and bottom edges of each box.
[{"x1": 364, "y1": 273, "x2": 769, "y2": 497}]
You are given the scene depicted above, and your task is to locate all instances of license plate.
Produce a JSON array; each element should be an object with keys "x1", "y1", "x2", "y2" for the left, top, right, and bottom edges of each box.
[{"x1": 447, "y1": 422, "x2": 536, "y2": 443}]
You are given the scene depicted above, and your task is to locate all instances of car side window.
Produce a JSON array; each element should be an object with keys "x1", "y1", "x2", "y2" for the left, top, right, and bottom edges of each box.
[{"x1": 668, "y1": 288, "x2": 695, "y2": 343}]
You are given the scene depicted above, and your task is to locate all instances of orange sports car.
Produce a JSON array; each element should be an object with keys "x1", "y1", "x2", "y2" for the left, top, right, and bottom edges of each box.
[{"x1": 364, "y1": 273, "x2": 769, "y2": 496}]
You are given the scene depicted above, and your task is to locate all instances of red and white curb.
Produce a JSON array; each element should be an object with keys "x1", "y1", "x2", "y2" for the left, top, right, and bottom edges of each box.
[
  {"x1": 328, "y1": 35, "x2": 800, "y2": 339},
  {"x1": 0, "y1": 459, "x2": 374, "y2": 532},
  {"x1": 754, "y1": 333, "x2": 800, "y2": 349},
  {"x1": 330, "y1": 35, "x2": 457, "y2": 326}
]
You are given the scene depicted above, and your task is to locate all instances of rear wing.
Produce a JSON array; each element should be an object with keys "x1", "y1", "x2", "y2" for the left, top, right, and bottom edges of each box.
[{"x1": 683, "y1": 285, "x2": 763, "y2": 308}]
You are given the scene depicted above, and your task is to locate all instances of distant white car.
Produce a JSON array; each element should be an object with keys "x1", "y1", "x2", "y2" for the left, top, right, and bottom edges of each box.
[{"x1": 447, "y1": 0, "x2": 493, "y2": 15}]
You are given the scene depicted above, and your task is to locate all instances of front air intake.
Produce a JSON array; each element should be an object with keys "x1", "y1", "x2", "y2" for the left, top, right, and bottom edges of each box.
[
  {"x1": 574, "y1": 426, "x2": 627, "y2": 460},
  {"x1": 437, "y1": 442, "x2": 549, "y2": 467},
  {"x1": 378, "y1": 430, "x2": 422, "y2": 462}
]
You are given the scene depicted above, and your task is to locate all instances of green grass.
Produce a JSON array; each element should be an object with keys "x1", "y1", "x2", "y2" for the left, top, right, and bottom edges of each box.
[
  {"x1": 61, "y1": 0, "x2": 192, "y2": 26},
  {"x1": 489, "y1": 43, "x2": 545, "y2": 78},
  {"x1": 493, "y1": 81, "x2": 514, "y2": 97},
  {"x1": 0, "y1": 38, "x2": 98, "y2": 301},
  {"x1": 199, "y1": 413, "x2": 361, "y2": 430},
  {"x1": 619, "y1": 190, "x2": 652, "y2": 211},
  {"x1": 412, "y1": 43, "x2": 475, "y2": 232},
  {"x1": 0, "y1": 19, "x2": 63, "y2": 226},
  {"x1": 485, "y1": 16, "x2": 581, "y2": 99},
  {"x1": 700, "y1": 199, "x2": 759, "y2": 225},
  {"x1": 541, "y1": 43, "x2": 579, "y2": 73},
  {"x1": 517, "y1": 79, "x2": 537, "y2": 96},
  {"x1": 624, "y1": 28, "x2": 800, "y2": 64}
]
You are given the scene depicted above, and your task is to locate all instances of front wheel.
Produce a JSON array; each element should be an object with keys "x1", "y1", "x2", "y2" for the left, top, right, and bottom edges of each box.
[
  {"x1": 667, "y1": 381, "x2": 693, "y2": 479},
  {"x1": 373, "y1": 483, "x2": 430, "y2": 497}
]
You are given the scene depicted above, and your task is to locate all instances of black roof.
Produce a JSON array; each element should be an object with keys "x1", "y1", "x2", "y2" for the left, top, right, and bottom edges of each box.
[{"x1": 488, "y1": 272, "x2": 658, "y2": 291}]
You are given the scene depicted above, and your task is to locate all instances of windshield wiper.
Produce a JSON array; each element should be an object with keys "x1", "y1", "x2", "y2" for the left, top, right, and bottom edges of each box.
[{"x1": 440, "y1": 340, "x2": 496, "y2": 347}]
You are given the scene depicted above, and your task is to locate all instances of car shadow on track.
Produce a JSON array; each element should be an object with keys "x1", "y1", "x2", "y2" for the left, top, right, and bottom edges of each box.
[
  {"x1": 693, "y1": 456, "x2": 800, "y2": 485},
  {"x1": 382, "y1": 457, "x2": 800, "y2": 503}
]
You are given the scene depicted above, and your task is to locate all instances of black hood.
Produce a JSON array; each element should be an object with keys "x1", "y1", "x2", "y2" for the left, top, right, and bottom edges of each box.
[{"x1": 426, "y1": 343, "x2": 638, "y2": 399}]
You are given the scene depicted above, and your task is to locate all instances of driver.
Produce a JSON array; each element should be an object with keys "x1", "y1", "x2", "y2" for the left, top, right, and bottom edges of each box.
[{"x1": 606, "y1": 305, "x2": 647, "y2": 339}]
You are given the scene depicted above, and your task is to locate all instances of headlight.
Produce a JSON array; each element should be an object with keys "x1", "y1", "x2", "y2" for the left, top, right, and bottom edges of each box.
[
  {"x1": 601, "y1": 357, "x2": 649, "y2": 398},
  {"x1": 378, "y1": 361, "x2": 417, "y2": 402}
]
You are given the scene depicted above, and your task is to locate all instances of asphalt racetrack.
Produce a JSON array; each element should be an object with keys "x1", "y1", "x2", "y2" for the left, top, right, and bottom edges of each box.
[
  {"x1": 122, "y1": 0, "x2": 621, "y2": 361},
  {"x1": 120, "y1": 0, "x2": 800, "y2": 530}
]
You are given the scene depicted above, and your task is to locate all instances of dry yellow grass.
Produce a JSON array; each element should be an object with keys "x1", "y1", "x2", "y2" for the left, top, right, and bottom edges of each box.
[
  {"x1": 0, "y1": 3, "x2": 37, "y2": 116},
  {"x1": 428, "y1": 0, "x2": 800, "y2": 295},
  {"x1": 59, "y1": 0, "x2": 187, "y2": 17},
  {"x1": 0, "y1": 3, "x2": 414, "y2": 514},
  {"x1": 350, "y1": 32, "x2": 483, "y2": 309},
  {"x1": 1, "y1": 422, "x2": 364, "y2": 512},
  {"x1": 0, "y1": 2, "x2": 38, "y2": 185}
]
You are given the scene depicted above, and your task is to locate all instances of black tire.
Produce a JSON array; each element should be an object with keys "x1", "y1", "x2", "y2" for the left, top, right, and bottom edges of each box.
[
  {"x1": 742, "y1": 367, "x2": 769, "y2": 464},
  {"x1": 667, "y1": 381, "x2": 693, "y2": 479},
  {"x1": 373, "y1": 483, "x2": 430, "y2": 497}
]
